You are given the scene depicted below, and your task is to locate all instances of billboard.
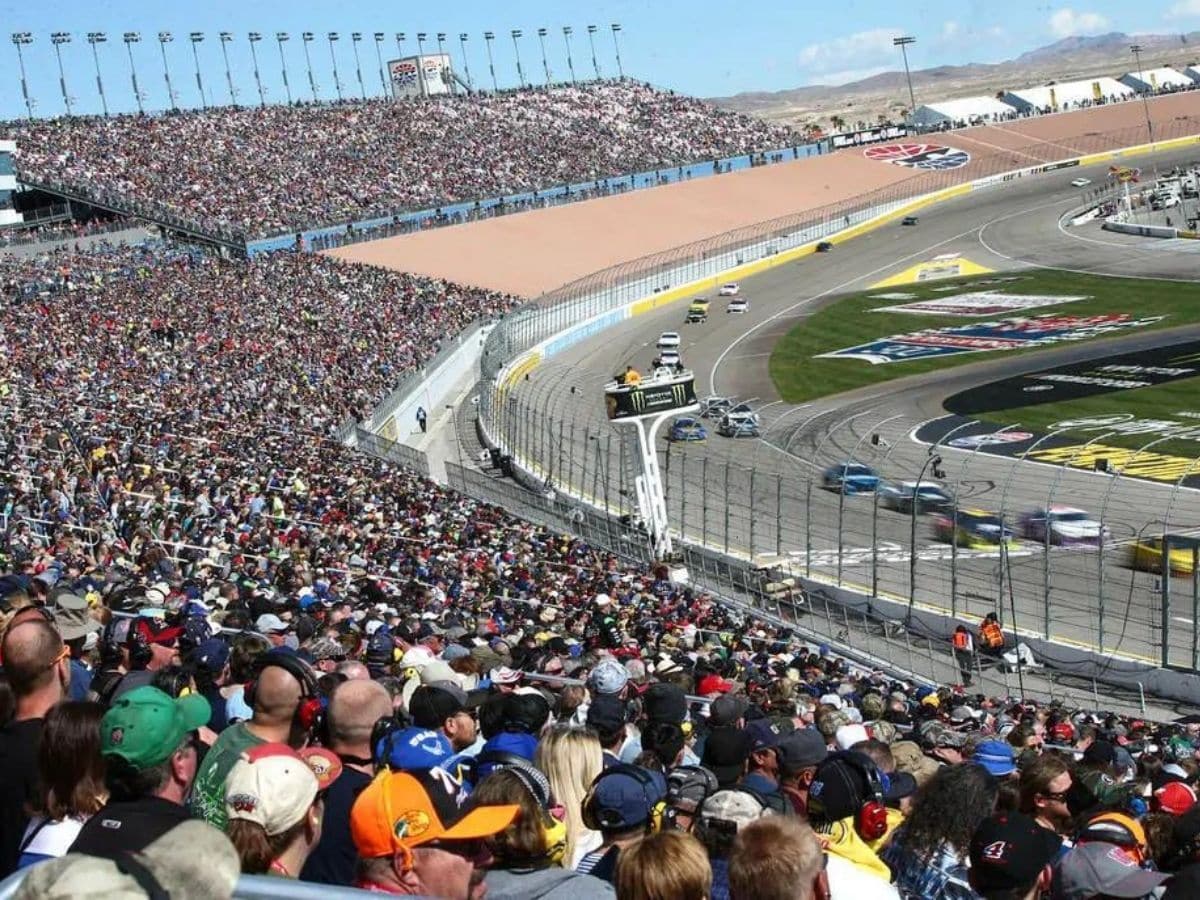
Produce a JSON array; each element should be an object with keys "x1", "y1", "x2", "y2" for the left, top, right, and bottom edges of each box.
[
  {"x1": 388, "y1": 54, "x2": 454, "y2": 98},
  {"x1": 605, "y1": 377, "x2": 697, "y2": 420}
]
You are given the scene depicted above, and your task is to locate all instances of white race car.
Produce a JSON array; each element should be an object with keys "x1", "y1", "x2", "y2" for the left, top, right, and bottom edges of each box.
[
  {"x1": 718, "y1": 283, "x2": 740, "y2": 297},
  {"x1": 1070, "y1": 178, "x2": 1091, "y2": 188},
  {"x1": 726, "y1": 298, "x2": 749, "y2": 314},
  {"x1": 657, "y1": 331, "x2": 681, "y2": 349},
  {"x1": 656, "y1": 349, "x2": 682, "y2": 368}
]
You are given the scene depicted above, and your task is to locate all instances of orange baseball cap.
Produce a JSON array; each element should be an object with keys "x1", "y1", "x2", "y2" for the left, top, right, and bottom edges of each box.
[{"x1": 351, "y1": 768, "x2": 519, "y2": 860}]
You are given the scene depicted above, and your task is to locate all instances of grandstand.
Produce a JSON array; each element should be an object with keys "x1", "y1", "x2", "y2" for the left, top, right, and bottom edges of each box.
[
  {"x1": 1001, "y1": 76, "x2": 1134, "y2": 113},
  {"x1": 908, "y1": 95, "x2": 1018, "y2": 129}
]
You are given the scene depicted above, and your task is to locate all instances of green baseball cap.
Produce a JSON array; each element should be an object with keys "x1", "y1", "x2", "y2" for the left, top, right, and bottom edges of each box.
[{"x1": 101, "y1": 686, "x2": 211, "y2": 770}]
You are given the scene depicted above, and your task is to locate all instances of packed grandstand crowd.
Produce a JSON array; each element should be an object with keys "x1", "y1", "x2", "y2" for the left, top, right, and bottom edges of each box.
[
  {"x1": 0, "y1": 237, "x2": 1197, "y2": 900},
  {"x1": 0, "y1": 80, "x2": 798, "y2": 241}
]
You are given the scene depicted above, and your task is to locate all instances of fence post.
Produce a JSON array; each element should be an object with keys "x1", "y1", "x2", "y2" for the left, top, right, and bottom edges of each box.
[
  {"x1": 749, "y1": 469, "x2": 757, "y2": 559},
  {"x1": 723, "y1": 463, "x2": 731, "y2": 556},
  {"x1": 702, "y1": 456, "x2": 710, "y2": 547},
  {"x1": 776, "y1": 474, "x2": 784, "y2": 558}
]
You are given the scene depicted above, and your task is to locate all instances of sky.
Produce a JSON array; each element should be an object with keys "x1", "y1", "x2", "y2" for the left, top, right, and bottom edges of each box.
[{"x1": 0, "y1": 0, "x2": 1195, "y2": 119}]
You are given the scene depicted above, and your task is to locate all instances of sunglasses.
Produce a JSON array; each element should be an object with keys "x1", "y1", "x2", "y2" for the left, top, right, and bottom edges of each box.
[
  {"x1": 1040, "y1": 788, "x2": 1071, "y2": 802},
  {"x1": 425, "y1": 839, "x2": 487, "y2": 862}
]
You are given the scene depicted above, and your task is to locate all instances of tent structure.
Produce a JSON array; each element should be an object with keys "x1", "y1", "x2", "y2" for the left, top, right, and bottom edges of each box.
[
  {"x1": 1119, "y1": 68, "x2": 1195, "y2": 92},
  {"x1": 908, "y1": 95, "x2": 1019, "y2": 129},
  {"x1": 1002, "y1": 77, "x2": 1133, "y2": 113}
]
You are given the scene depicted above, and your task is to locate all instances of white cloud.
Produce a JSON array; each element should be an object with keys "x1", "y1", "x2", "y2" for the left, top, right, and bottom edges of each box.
[
  {"x1": 941, "y1": 21, "x2": 962, "y2": 39},
  {"x1": 798, "y1": 28, "x2": 900, "y2": 74},
  {"x1": 806, "y1": 66, "x2": 892, "y2": 86},
  {"x1": 1165, "y1": 0, "x2": 1200, "y2": 19},
  {"x1": 1048, "y1": 8, "x2": 1112, "y2": 38}
]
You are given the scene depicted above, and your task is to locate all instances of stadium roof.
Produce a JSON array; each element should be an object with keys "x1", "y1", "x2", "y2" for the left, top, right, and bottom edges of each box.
[
  {"x1": 915, "y1": 95, "x2": 1016, "y2": 122},
  {"x1": 1005, "y1": 77, "x2": 1133, "y2": 109},
  {"x1": 1186, "y1": 66, "x2": 1200, "y2": 83},
  {"x1": 1121, "y1": 67, "x2": 1194, "y2": 90}
]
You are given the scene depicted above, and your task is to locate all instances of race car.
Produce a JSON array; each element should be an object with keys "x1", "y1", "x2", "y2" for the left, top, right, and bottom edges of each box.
[
  {"x1": 667, "y1": 416, "x2": 708, "y2": 442},
  {"x1": 1071, "y1": 177, "x2": 1092, "y2": 188},
  {"x1": 878, "y1": 481, "x2": 954, "y2": 515},
  {"x1": 726, "y1": 298, "x2": 749, "y2": 314},
  {"x1": 718, "y1": 283, "x2": 740, "y2": 297},
  {"x1": 1019, "y1": 506, "x2": 1108, "y2": 546},
  {"x1": 657, "y1": 331, "x2": 681, "y2": 349},
  {"x1": 901, "y1": 216, "x2": 919, "y2": 226},
  {"x1": 821, "y1": 463, "x2": 880, "y2": 494},
  {"x1": 699, "y1": 396, "x2": 736, "y2": 419},
  {"x1": 1126, "y1": 538, "x2": 1196, "y2": 576},
  {"x1": 655, "y1": 349, "x2": 682, "y2": 368},
  {"x1": 717, "y1": 411, "x2": 761, "y2": 438},
  {"x1": 932, "y1": 509, "x2": 1016, "y2": 549}
]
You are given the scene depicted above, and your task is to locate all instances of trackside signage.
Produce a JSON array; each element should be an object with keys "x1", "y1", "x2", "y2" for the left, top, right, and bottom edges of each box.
[{"x1": 605, "y1": 378, "x2": 697, "y2": 420}]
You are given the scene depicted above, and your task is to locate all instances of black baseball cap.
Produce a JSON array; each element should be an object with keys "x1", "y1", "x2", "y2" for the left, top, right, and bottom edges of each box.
[
  {"x1": 586, "y1": 694, "x2": 627, "y2": 735},
  {"x1": 807, "y1": 752, "x2": 877, "y2": 824},
  {"x1": 778, "y1": 728, "x2": 828, "y2": 772},
  {"x1": 968, "y1": 811, "x2": 1062, "y2": 893},
  {"x1": 643, "y1": 682, "x2": 687, "y2": 725},
  {"x1": 408, "y1": 683, "x2": 483, "y2": 729},
  {"x1": 701, "y1": 727, "x2": 752, "y2": 787}
]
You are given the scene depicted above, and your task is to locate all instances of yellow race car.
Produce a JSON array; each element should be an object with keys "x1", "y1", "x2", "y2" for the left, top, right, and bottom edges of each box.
[
  {"x1": 1126, "y1": 538, "x2": 1197, "y2": 576},
  {"x1": 932, "y1": 509, "x2": 1017, "y2": 550}
]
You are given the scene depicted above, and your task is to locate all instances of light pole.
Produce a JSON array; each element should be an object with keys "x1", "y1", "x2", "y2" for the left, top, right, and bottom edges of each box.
[
  {"x1": 373, "y1": 32, "x2": 387, "y2": 95},
  {"x1": 11, "y1": 33, "x2": 35, "y2": 120},
  {"x1": 586, "y1": 25, "x2": 601, "y2": 80},
  {"x1": 416, "y1": 32, "x2": 428, "y2": 96},
  {"x1": 157, "y1": 32, "x2": 176, "y2": 110},
  {"x1": 51, "y1": 32, "x2": 73, "y2": 115},
  {"x1": 87, "y1": 32, "x2": 109, "y2": 116},
  {"x1": 219, "y1": 32, "x2": 236, "y2": 105},
  {"x1": 610, "y1": 24, "x2": 624, "y2": 79},
  {"x1": 436, "y1": 33, "x2": 451, "y2": 93},
  {"x1": 301, "y1": 32, "x2": 318, "y2": 100},
  {"x1": 327, "y1": 32, "x2": 343, "y2": 101},
  {"x1": 276, "y1": 32, "x2": 292, "y2": 104},
  {"x1": 395, "y1": 32, "x2": 405, "y2": 60},
  {"x1": 511, "y1": 29, "x2": 526, "y2": 88},
  {"x1": 562, "y1": 26, "x2": 576, "y2": 84},
  {"x1": 893, "y1": 36, "x2": 917, "y2": 117},
  {"x1": 248, "y1": 32, "x2": 266, "y2": 107},
  {"x1": 1131, "y1": 44, "x2": 1155, "y2": 144},
  {"x1": 537, "y1": 28, "x2": 551, "y2": 85},
  {"x1": 123, "y1": 32, "x2": 143, "y2": 115},
  {"x1": 189, "y1": 32, "x2": 207, "y2": 109},
  {"x1": 484, "y1": 32, "x2": 498, "y2": 91},
  {"x1": 349, "y1": 33, "x2": 366, "y2": 99},
  {"x1": 458, "y1": 33, "x2": 473, "y2": 91}
]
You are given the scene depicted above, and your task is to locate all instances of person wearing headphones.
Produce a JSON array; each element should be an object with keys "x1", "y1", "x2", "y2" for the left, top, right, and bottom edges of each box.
[
  {"x1": 191, "y1": 650, "x2": 318, "y2": 829},
  {"x1": 471, "y1": 762, "x2": 614, "y2": 899},
  {"x1": 695, "y1": 788, "x2": 776, "y2": 900},
  {"x1": 574, "y1": 764, "x2": 669, "y2": 885},
  {"x1": 805, "y1": 752, "x2": 900, "y2": 898}
]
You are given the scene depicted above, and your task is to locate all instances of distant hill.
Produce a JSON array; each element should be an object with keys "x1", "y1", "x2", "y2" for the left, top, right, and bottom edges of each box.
[{"x1": 711, "y1": 31, "x2": 1199, "y2": 131}]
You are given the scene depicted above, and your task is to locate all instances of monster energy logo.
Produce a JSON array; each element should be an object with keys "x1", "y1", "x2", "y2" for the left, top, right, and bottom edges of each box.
[{"x1": 609, "y1": 377, "x2": 696, "y2": 419}]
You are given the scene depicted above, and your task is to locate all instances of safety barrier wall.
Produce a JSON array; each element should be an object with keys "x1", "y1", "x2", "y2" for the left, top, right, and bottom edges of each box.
[{"x1": 244, "y1": 143, "x2": 823, "y2": 256}]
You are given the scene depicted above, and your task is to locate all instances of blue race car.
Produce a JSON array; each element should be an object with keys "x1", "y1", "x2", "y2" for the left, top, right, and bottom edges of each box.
[
  {"x1": 667, "y1": 416, "x2": 708, "y2": 442},
  {"x1": 821, "y1": 462, "x2": 881, "y2": 494}
]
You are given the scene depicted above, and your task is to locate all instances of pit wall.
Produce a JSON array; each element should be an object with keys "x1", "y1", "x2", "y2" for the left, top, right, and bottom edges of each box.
[{"x1": 468, "y1": 131, "x2": 1200, "y2": 704}]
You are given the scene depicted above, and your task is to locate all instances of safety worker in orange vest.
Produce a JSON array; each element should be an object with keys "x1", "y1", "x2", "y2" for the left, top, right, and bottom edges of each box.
[
  {"x1": 979, "y1": 612, "x2": 1005, "y2": 656},
  {"x1": 624, "y1": 365, "x2": 642, "y2": 386},
  {"x1": 952, "y1": 624, "x2": 975, "y2": 685}
]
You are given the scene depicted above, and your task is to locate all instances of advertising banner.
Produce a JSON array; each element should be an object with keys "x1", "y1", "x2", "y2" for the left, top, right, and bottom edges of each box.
[
  {"x1": 606, "y1": 377, "x2": 697, "y2": 420},
  {"x1": 873, "y1": 291, "x2": 1089, "y2": 317}
]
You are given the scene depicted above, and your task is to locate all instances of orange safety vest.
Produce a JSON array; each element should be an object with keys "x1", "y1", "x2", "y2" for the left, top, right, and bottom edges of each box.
[
  {"x1": 625, "y1": 370, "x2": 641, "y2": 385},
  {"x1": 952, "y1": 631, "x2": 971, "y2": 651},
  {"x1": 980, "y1": 620, "x2": 1004, "y2": 649}
]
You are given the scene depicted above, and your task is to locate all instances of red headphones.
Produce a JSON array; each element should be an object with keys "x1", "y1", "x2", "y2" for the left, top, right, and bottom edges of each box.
[
  {"x1": 244, "y1": 653, "x2": 323, "y2": 735},
  {"x1": 828, "y1": 751, "x2": 890, "y2": 842}
]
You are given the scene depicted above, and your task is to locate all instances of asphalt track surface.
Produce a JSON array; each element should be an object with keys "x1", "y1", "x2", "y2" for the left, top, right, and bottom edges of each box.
[{"x1": 506, "y1": 148, "x2": 1200, "y2": 671}]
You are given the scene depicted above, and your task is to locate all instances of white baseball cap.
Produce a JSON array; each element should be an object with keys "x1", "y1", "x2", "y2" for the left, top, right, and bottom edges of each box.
[{"x1": 224, "y1": 743, "x2": 341, "y2": 836}]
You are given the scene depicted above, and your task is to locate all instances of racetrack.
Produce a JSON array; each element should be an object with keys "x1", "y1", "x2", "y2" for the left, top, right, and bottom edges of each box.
[{"x1": 501, "y1": 146, "x2": 1200, "y2": 671}]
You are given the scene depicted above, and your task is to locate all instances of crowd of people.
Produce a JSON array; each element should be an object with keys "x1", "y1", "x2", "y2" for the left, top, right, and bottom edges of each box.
[
  {"x1": 0, "y1": 235, "x2": 1198, "y2": 899},
  {"x1": 1, "y1": 81, "x2": 799, "y2": 241}
]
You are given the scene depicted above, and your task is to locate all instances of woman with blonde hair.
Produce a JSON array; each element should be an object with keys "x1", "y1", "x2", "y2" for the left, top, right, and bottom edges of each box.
[
  {"x1": 534, "y1": 723, "x2": 604, "y2": 868},
  {"x1": 616, "y1": 830, "x2": 712, "y2": 900}
]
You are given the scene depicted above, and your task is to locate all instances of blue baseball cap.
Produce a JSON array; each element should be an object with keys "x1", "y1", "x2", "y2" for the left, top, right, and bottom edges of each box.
[
  {"x1": 376, "y1": 726, "x2": 453, "y2": 771},
  {"x1": 973, "y1": 740, "x2": 1017, "y2": 777},
  {"x1": 590, "y1": 767, "x2": 668, "y2": 830}
]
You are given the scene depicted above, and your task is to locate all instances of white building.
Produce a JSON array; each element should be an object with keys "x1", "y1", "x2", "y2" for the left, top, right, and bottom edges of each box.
[
  {"x1": 0, "y1": 140, "x2": 21, "y2": 228},
  {"x1": 1002, "y1": 77, "x2": 1133, "y2": 113},
  {"x1": 908, "y1": 95, "x2": 1019, "y2": 129},
  {"x1": 1119, "y1": 67, "x2": 1195, "y2": 92}
]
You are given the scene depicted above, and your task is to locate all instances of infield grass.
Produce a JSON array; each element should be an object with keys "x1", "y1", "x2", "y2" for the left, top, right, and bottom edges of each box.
[{"x1": 769, "y1": 270, "x2": 1200, "y2": 403}]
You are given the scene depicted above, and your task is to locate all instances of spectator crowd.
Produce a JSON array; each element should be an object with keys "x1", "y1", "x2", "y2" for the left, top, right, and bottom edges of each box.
[
  {"x1": 1, "y1": 235, "x2": 1200, "y2": 900},
  {"x1": 1, "y1": 81, "x2": 799, "y2": 241}
]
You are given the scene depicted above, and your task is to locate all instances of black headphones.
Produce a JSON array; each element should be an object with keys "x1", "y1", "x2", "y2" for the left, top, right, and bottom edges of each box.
[
  {"x1": 664, "y1": 765, "x2": 719, "y2": 829},
  {"x1": 822, "y1": 751, "x2": 889, "y2": 841},
  {"x1": 582, "y1": 764, "x2": 667, "y2": 833},
  {"x1": 245, "y1": 653, "x2": 322, "y2": 734}
]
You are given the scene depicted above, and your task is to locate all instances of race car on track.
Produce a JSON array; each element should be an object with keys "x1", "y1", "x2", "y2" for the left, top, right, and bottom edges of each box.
[
  {"x1": 718, "y1": 283, "x2": 740, "y2": 296},
  {"x1": 699, "y1": 396, "x2": 735, "y2": 419},
  {"x1": 726, "y1": 298, "x2": 749, "y2": 314},
  {"x1": 717, "y1": 411, "x2": 761, "y2": 438},
  {"x1": 657, "y1": 331, "x2": 681, "y2": 350},
  {"x1": 878, "y1": 481, "x2": 954, "y2": 515},
  {"x1": 901, "y1": 216, "x2": 919, "y2": 226},
  {"x1": 686, "y1": 306, "x2": 708, "y2": 324},
  {"x1": 667, "y1": 417, "x2": 708, "y2": 442},
  {"x1": 1071, "y1": 178, "x2": 1091, "y2": 188},
  {"x1": 1126, "y1": 538, "x2": 1196, "y2": 576},
  {"x1": 655, "y1": 350, "x2": 682, "y2": 369},
  {"x1": 816, "y1": 241, "x2": 834, "y2": 252},
  {"x1": 1019, "y1": 506, "x2": 1108, "y2": 546},
  {"x1": 932, "y1": 509, "x2": 1016, "y2": 549},
  {"x1": 821, "y1": 463, "x2": 881, "y2": 494}
]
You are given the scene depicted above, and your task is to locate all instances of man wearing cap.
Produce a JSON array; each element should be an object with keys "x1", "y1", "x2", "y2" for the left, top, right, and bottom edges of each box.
[
  {"x1": 350, "y1": 767, "x2": 518, "y2": 898},
  {"x1": 70, "y1": 686, "x2": 210, "y2": 859},
  {"x1": 410, "y1": 682, "x2": 484, "y2": 756},
  {"x1": 739, "y1": 719, "x2": 786, "y2": 806},
  {"x1": 778, "y1": 728, "x2": 827, "y2": 816},
  {"x1": 695, "y1": 789, "x2": 776, "y2": 900},
  {"x1": 54, "y1": 593, "x2": 100, "y2": 701},
  {"x1": 302, "y1": 680, "x2": 395, "y2": 886},
  {"x1": 255, "y1": 613, "x2": 290, "y2": 648},
  {"x1": 575, "y1": 766, "x2": 668, "y2": 885},
  {"x1": 968, "y1": 811, "x2": 1062, "y2": 899},
  {"x1": 974, "y1": 740, "x2": 1019, "y2": 780},
  {"x1": 587, "y1": 694, "x2": 630, "y2": 769},
  {"x1": 1052, "y1": 840, "x2": 1170, "y2": 899},
  {"x1": 190, "y1": 637, "x2": 232, "y2": 734}
]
